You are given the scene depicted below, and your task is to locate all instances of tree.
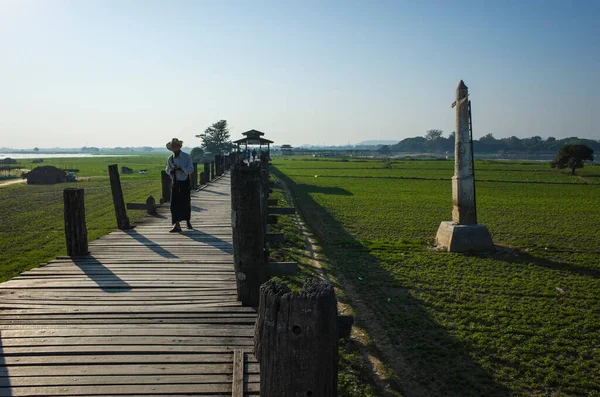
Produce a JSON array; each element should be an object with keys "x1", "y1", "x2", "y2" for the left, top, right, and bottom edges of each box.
[
  {"x1": 378, "y1": 145, "x2": 390, "y2": 154},
  {"x1": 425, "y1": 129, "x2": 444, "y2": 141},
  {"x1": 34, "y1": 147, "x2": 39, "y2": 152},
  {"x1": 479, "y1": 133, "x2": 496, "y2": 143},
  {"x1": 196, "y1": 120, "x2": 234, "y2": 154},
  {"x1": 190, "y1": 147, "x2": 204, "y2": 162},
  {"x1": 551, "y1": 144, "x2": 594, "y2": 175}
]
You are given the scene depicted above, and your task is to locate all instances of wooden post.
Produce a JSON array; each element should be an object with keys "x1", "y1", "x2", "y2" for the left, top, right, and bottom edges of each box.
[
  {"x1": 204, "y1": 163, "x2": 210, "y2": 183},
  {"x1": 255, "y1": 279, "x2": 338, "y2": 396},
  {"x1": 63, "y1": 188, "x2": 89, "y2": 256},
  {"x1": 191, "y1": 162, "x2": 198, "y2": 189},
  {"x1": 108, "y1": 164, "x2": 131, "y2": 229},
  {"x1": 230, "y1": 162, "x2": 267, "y2": 306},
  {"x1": 215, "y1": 155, "x2": 222, "y2": 176},
  {"x1": 199, "y1": 172, "x2": 205, "y2": 186},
  {"x1": 161, "y1": 170, "x2": 172, "y2": 203},
  {"x1": 224, "y1": 154, "x2": 230, "y2": 170},
  {"x1": 211, "y1": 161, "x2": 215, "y2": 180}
]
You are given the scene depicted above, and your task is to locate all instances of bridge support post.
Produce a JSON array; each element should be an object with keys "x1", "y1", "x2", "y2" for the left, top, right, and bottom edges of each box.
[
  {"x1": 108, "y1": 164, "x2": 131, "y2": 229},
  {"x1": 254, "y1": 279, "x2": 339, "y2": 397},
  {"x1": 161, "y1": 170, "x2": 171, "y2": 203},
  {"x1": 215, "y1": 155, "x2": 222, "y2": 176},
  {"x1": 204, "y1": 163, "x2": 210, "y2": 183},
  {"x1": 63, "y1": 188, "x2": 89, "y2": 256},
  {"x1": 191, "y1": 162, "x2": 198, "y2": 189},
  {"x1": 230, "y1": 161, "x2": 267, "y2": 306},
  {"x1": 211, "y1": 161, "x2": 215, "y2": 180}
]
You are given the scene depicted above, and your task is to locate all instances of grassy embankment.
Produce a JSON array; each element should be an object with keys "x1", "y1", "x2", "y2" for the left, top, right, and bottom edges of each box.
[
  {"x1": 0, "y1": 154, "x2": 167, "y2": 282},
  {"x1": 272, "y1": 158, "x2": 600, "y2": 397}
]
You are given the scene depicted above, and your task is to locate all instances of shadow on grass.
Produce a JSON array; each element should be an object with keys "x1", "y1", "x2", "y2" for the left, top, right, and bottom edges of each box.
[
  {"x1": 480, "y1": 247, "x2": 600, "y2": 279},
  {"x1": 273, "y1": 167, "x2": 511, "y2": 397},
  {"x1": 72, "y1": 256, "x2": 131, "y2": 293},
  {"x1": 294, "y1": 183, "x2": 353, "y2": 196}
]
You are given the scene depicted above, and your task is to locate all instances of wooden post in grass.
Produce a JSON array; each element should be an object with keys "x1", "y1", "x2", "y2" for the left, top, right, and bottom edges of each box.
[
  {"x1": 161, "y1": 170, "x2": 172, "y2": 203},
  {"x1": 108, "y1": 164, "x2": 131, "y2": 229},
  {"x1": 254, "y1": 279, "x2": 338, "y2": 396},
  {"x1": 211, "y1": 161, "x2": 215, "y2": 180},
  {"x1": 63, "y1": 188, "x2": 89, "y2": 256},
  {"x1": 191, "y1": 163, "x2": 198, "y2": 189},
  {"x1": 204, "y1": 162, "x2": 210, "y2": 183},
  {"x1": 231, "y1": 161, "x2": 267, "y2": 306}
]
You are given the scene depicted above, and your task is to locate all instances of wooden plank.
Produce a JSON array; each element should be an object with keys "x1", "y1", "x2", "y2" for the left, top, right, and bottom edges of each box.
[
  {"x1": 0, "y1": 305, "x2": 255, "y2": 314},
  {"x1": 232, "y1": 350, "x2": 245, "y2": 397},
  {"x1": 0, "y1": 344, "x2": 256, "y2": 355},
  {"x1": 0, "y1": 353, "x2": 257, "y2": 365},
  {"x1": 0, "y1": 363, "x2": 259, "y2": 377},
  {"x1": 5, "y1": 374, "x2": 260, "y2": 386},
  {"x1": 0, "y1": 335, "x2": 254, "y2": 347},
  {"x1": 0, "y1": 383, "x2": 260, "y2": 396}
]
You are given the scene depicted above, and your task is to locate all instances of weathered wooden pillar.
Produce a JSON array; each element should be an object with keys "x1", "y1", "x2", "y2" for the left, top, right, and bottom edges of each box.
[
  {"x1": 260, "y1": 168, "x2": 270, "y2": 262},
  {"x1": 199, "y1": 172, "x2": 205, "y2": 186},
  {"x1": 108, "y1": 164, "x2": 131, "y2": 229},
  {"x1": 230, "y1": 162, "x2": 267, "y2": 306},
  {"x1": 161, "y1": 170, "x2": 172, "y2": 203},
  {"x1": 224, "y1": 154, "x2": 230, "y2": 170},
  {"x1": 210, "y1": 161, "x2": 215, "y2": 180},
  {"x1": 215, "y1": 155, "x2": 222, "y2": 176},
  {"x1": 255, "y1": 279, "x2": 338, "y2": 396},
  {"x1": 63, "y1": 188, "x2": 89, "y2": 256},
  {"x1": 191, "y1": 162, "x2": 198, "y2": 189},
  {"x1": 204, "y1": 163, "x2": 210, "y2": 183}
]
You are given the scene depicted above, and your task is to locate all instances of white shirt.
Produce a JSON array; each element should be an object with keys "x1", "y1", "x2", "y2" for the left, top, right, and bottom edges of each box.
[{"x1": 166, "y1": 151, "x2": 194, "y2": 182}]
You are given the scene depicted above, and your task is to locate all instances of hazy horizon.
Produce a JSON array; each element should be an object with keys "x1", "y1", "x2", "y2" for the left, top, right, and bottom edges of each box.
[{"x1": 1, "y1": 0, "x2": 599, "y2": 149}]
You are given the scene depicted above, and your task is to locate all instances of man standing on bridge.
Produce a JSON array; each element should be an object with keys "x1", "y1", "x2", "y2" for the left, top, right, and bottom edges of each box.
[{"x1": 165, "y1": 138, "x2": 194, "y2": 232}]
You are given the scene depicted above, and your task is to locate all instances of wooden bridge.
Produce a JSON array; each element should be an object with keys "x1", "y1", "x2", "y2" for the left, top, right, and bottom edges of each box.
[{"x1": 0, "y1": 173, "x2": 259, "y2": 396}]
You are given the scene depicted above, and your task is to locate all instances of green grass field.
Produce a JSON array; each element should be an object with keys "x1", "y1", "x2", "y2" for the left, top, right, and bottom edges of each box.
[
  {"x1": 0, "y1": 154, "x2": 168, "y2": 282},
  {"x1": 272, "y1": 157, "x2": 600, "y2": 397}
]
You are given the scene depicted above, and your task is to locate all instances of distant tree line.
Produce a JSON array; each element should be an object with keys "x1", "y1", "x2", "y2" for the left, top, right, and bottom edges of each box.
[{"x1": 379, "y1": 131, "x2": 600, "y2": 156}]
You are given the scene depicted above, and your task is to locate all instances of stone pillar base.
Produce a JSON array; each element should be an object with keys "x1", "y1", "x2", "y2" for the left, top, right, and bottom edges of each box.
[{"x1": 435, "y1": 221, "x2": 495, "y2": 253}]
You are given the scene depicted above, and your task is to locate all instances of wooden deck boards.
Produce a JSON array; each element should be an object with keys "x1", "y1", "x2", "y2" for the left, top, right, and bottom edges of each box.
[{"x1": 0, "y1": 174, "x2": 260, "y2": 396}]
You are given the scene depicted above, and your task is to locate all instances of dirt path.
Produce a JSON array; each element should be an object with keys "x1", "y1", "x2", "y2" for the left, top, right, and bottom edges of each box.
[
  {"x1": 278, "y1": 177, "x2": 407, "y2": 397},
  {"x1": 0, "y1": 178, "x2": 26, "y2": 188}
]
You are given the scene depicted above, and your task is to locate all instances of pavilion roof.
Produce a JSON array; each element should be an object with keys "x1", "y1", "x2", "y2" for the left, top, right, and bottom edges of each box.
[{"x1": 234, "y1": 129, "x2": 273, "y2": 145}]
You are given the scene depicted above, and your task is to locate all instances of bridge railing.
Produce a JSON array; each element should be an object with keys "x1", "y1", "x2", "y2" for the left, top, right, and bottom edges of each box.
[{"x1": 230, "y1": 154, "x2": 353, "y2": 396}]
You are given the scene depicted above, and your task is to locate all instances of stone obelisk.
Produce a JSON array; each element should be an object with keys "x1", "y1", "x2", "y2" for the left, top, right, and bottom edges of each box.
[{"x1": 435, "y1": 80, "x2": 494, "y2": 252}]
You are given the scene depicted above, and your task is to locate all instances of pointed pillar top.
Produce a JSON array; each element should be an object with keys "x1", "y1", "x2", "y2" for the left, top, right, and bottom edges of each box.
[{"x1": 456, "y1": 80, "x2": 468, "y2": 100}]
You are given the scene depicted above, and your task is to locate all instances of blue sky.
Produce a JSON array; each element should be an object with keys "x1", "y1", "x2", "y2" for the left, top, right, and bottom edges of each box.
[{"x1": 1, "y1": 0, "x2": 598, "y2": 148}]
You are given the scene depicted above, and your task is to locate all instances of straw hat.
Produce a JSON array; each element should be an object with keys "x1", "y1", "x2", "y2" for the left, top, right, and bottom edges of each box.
[{"x1": 166, "y1": 138, "x2": 183, "y2": 151}]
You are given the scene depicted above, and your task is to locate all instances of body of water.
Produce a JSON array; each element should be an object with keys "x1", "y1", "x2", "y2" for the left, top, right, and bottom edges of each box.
[{"x1": 0, "y1": 153, "x2": 138, "y2": 160}]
